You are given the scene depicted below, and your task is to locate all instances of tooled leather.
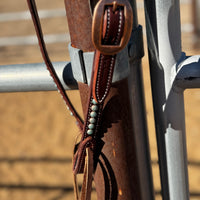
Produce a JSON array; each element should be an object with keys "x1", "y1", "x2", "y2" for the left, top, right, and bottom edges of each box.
[
  {"x1": 73, "y1": 6, "x2": 125, "y2": 175},
  {"x1": 27, "y1": 0, "x2": 84, "y2": 130}
]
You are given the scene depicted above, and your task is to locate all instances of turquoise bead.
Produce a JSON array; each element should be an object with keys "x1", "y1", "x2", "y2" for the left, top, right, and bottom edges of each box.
[
  {"x1": 87, "y1": 129, "x2": 93, "y2": 135},
  {"x1": 91, "y1": 105, "x2": 98, "y2": 111},
  {"x1": 88, "y1": 124, "x2": 95, "y2": 129},
  {"x1": 89, "y1": 118, "x2": 96, "y2": 123},
  {"x1": 92, "y1": 99, "x2": 98, "y2": 105},
  {"x1": 90, "y1": 111, "x2": 97, "y2": 118}
]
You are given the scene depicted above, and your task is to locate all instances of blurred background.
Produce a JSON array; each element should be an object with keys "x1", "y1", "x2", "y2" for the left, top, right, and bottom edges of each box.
[{"x1": 0, "y1": 0, "x2": 199, "y2": 199}]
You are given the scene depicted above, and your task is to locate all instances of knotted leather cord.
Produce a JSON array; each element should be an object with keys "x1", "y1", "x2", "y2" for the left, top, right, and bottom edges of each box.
[{"x1": 27, "y1": 0, "x2": 84, "y2": 131}]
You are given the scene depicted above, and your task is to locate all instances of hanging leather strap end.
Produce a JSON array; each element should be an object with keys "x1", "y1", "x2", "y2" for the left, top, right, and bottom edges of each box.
[{"x1": 73, "y1": 148, "x2": 94, "y2": 200}]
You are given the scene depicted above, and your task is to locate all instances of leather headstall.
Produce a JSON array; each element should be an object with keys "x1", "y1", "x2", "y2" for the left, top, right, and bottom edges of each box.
[{"x1": 27, "y1": 0, "x2": 133, "y2": 199}]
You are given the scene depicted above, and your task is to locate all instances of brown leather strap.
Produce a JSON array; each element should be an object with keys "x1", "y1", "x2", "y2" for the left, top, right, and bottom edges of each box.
[
  {"x1": 27, "y1": 0, "x2": 83, "y2": 130},
  {"x1": 73, "y1": 5, "x2": 125, "y2": 175},
  {"x1": 73, "y1": 1, "x2": 133, "y2": 198}
]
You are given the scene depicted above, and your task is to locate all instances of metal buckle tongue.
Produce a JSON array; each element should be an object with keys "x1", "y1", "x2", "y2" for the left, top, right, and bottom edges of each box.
[{"x1": 92, "y1": 0, "x2": 133, "y2": 55}]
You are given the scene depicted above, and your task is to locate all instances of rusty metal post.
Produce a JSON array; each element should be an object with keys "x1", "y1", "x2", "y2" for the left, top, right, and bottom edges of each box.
[
  {"x1": 64, "y1": 0, "x2": 95, "y2": 52},
  {"x1": 192, "y1": 0, "x2": 200, "y2": 36},
  {"x1": 65, "y1": 0, "x2": 154, "y2": 199}
]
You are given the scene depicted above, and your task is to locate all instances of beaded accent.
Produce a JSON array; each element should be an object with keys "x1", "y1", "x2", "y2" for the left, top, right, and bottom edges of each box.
[{"x1": 86, "y1": 98, "x2": 99, "y2": 135}]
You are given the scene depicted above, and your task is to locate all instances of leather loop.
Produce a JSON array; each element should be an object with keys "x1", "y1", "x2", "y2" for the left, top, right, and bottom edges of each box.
[{"x1": 73, "y1": 137, "x2": 93, "y2": 174}]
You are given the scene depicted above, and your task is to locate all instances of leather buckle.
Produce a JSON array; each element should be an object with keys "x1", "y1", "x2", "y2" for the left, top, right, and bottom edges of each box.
[{"x1": 92, "y1": 0, "x2": 133, "y2": 55}]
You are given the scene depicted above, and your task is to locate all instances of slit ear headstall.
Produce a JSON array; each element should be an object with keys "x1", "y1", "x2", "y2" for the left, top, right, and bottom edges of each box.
[{"x1": 27, "y1": 0, "x2": 133, "y2": 199}]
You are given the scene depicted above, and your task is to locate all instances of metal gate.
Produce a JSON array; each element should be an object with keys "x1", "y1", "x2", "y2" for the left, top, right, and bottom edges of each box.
[{"x1": 0, "y1": 0, "x2": 199, "y2": 199}]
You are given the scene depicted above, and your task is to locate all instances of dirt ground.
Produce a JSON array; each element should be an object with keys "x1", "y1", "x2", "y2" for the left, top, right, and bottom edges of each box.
[{"x1": 0, "y1": 0, "x2": 199, "y2": 200}]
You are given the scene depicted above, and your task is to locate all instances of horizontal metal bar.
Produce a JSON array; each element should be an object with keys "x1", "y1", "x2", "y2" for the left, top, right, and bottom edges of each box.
[
  {"x1": 175, "y1": 77, "x2": 200, "y2": 89},
  {"x1": 0, "y1": 0, "x2": 190, "y2": 23},
  {"x1": 0, "y1": 62, "x2": 78, "y2": 93},
  {"x1": 0, "y1": 24, "x2": 193, "y2": 47},
  {"x1": 174, "y1": 55, "x2": 200, "y2": 89},
  {"x1": 0, "y1": 9, "x2": 66, "y2": 22},
  {"x1": 0, "y1": 33, "x2": 70, "y2": 46}
]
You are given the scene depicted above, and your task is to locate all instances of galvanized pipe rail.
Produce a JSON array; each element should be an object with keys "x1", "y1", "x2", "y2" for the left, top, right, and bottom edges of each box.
[
  {"x1": 144, "y1": 0, "x2": 200, "y2": 199},
  {"x1": 0, "y1": 62, "x2": 77, "y2": 92},
  {"x1": 1, "y1": 0, "x2": 199, "y2": 199}
]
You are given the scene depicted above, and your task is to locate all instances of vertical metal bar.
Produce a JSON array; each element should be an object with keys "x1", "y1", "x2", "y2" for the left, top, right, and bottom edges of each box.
[
  {"x1": 144, "y1": 0, "x2": 190, "y2": 199},
  {"x1": 128, "y1": 1, "x2": 155, "y2": 200},
  {"x1": 128, "y1": 57, "x2": 155, "y2": 200}
]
